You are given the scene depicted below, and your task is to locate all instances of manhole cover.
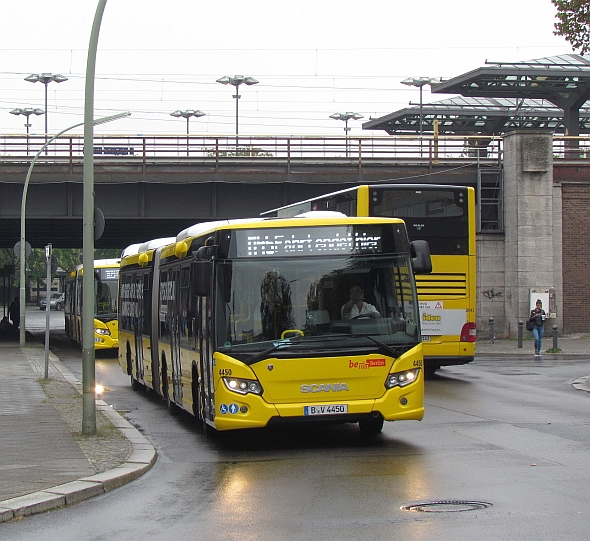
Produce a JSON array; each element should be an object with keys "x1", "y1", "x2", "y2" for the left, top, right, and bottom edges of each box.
[{"x1": 401, "y1": 500, "x2": 492, "y2": 513}]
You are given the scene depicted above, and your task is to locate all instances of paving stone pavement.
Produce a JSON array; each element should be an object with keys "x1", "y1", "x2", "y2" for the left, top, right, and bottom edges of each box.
[{"x1": 0, "y1": 340, "x2": 156, "y2": 522}]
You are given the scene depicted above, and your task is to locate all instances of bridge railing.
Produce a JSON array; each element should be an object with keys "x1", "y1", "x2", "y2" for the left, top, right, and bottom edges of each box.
[
  {"x1": 0, "y1": 134, "x2": 506, "y2": 165},
  {"x1": 2, "y1": 133, "x2": 589, "y2": 164}
]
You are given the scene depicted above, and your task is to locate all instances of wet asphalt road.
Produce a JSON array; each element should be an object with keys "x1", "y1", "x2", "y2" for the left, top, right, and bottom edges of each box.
[{"x1": 6, "y1": 309, "x2": 590, "y2": 540}]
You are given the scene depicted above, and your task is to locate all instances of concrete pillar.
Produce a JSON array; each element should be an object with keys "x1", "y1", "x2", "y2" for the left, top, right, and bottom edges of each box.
[{"x1": 502, "y1": 131, "x2": 561, "y2": 337}]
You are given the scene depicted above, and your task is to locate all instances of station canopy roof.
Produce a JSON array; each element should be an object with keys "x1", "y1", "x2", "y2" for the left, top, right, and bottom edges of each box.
[
  {"x1": 362, "y1": 96, "x2": 590, "y2": 136},
  {"x1": 363, "y1": 54, "x2": 590, "y2": 137}
]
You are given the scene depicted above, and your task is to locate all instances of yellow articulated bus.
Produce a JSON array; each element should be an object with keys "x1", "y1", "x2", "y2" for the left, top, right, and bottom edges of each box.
[
  {"x1": 64, "y1": 258, "x2": 120, "y2": 350},
  {"x1": 118, "y1": 214, "x2": 432, "y2": 434},
  {"x1": 262, "y1": 184, "x2": 476, "y2": 375}
]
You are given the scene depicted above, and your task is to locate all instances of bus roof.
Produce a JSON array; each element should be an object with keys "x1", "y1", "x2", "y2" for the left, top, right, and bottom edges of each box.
[{"x1": 260, "y1": 183, "x2": 472, "y2": 216}]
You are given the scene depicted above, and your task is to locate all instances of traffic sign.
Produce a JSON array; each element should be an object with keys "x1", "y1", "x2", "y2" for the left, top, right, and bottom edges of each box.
[{"x1": 14, "y1": 241, "x2": 32, "y2": 258}]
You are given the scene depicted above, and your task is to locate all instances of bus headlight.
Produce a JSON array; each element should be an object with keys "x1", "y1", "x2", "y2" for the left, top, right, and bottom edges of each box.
[
  {"x1": 385, "y1": 369, "x2": 420, "y2": 389},
  {"x1": 222, "y1": 377, "x2": 263, "y2": 396},
  {"x1": 95, "y1": 327, "x2": 111, "y2": 336}
]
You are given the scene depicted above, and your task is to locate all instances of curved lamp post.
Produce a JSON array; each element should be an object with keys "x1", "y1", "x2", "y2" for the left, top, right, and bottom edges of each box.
[
  {"x1": 18, "y1": 111, "x2": 130, "y2": 348},
  {"x1": 170, "y1": 109, "x2": 206, "y2": 156},
  {"x1": 329, "y1": 112, "x2": 363, "y2": 156},
  {"x1": 24, "y1": 73, "x2": 68, "y2": 143},
  {"x1": 400, "y1": 77, "x2": 441, "y2": 136},
  {"x1": 216, "y1": 75, "x2": 258, "y2": 146}
]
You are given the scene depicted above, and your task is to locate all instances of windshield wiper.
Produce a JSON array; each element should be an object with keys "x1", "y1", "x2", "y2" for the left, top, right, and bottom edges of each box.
[
  {"x1": 245, "y1": 340, "x2": 294, "y2": 365},
  {"x1": 348, "y1": 333, "x2": 401, "y2": 358},
  {"x1": 243, "y1": 335, "x2": 346, "y2": 364}
]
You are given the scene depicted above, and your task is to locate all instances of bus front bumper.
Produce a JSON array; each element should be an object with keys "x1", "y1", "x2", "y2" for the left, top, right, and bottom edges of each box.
[{"x1": 211, "y1": 383, "x2": 423, "y2": 431}]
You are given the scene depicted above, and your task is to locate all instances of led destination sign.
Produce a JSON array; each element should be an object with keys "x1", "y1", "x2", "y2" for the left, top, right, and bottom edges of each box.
[{"x1": 234, "y1": 226, "x2": 392, "y2": 257}]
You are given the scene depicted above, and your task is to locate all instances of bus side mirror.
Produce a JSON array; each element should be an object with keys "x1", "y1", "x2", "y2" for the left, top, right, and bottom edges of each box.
[
  {"x1": 194, "y1": 245, "x2": 214, "y2": 260},
  {"x1": 193, "y1": 261, "x2": 212, "y2": 296},
  {"x1": 411, "y1": 240, "x2": 432, "y2": 274}
]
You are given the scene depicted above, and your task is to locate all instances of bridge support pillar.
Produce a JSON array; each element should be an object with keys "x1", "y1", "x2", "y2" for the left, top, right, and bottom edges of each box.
[{"x1": 501, "y1": 131, "x2": 562, "y2": 338}]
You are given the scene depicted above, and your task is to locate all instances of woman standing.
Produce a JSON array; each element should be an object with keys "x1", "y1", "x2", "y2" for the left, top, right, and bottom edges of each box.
[{"x1": 529, "y1": 299, "x2": 546, "y2": 357}]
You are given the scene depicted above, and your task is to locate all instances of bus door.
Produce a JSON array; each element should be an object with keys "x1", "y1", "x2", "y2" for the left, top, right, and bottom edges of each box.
[
  {"x1": 151, "y1": 248, "x2": 165, "y2": 396},
  {"x1": 199, "y1": 294, "x2": 214, "y2": 425},
  {"x1": 133, "y1": 272, "x2": 145, "y2": 382},
  {"x1": 170, "y1": 267, "x2": 183, "y2": 404}
]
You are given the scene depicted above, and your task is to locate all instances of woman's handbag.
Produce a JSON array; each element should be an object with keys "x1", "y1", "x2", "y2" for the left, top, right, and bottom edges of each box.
[{"x1": 526, "y1": 319, "x2": 535, "y2": 331}]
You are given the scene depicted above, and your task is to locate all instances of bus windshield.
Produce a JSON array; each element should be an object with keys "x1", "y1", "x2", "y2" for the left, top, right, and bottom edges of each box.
[
  {"x1": 215, "y1": 254, "x2": 420, "y2": 359},
  {"x1": 95, "y1": 268, "x2": 119, "y2": 320}
]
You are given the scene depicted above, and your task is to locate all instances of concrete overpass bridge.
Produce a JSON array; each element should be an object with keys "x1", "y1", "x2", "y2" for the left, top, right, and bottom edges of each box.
[
  {"x1": 4, "y1": 131, "x2": 590, "y2": 337},
  {"x1": 0, "y1": 134, "x2": 504, "y2": 249}
]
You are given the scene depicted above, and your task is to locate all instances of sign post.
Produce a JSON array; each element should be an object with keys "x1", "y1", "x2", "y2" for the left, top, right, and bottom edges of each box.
[{"x1": 44, "y1": 244, "x2": 52, "y2": 379}]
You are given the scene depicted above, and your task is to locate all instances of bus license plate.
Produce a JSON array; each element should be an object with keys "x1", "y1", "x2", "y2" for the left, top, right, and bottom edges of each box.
[
  {"x1": 304, "y1": 404, "x2": 348, "y2": 416},
  {"x1": 421, "y1": 335, "x2": 431, "y2": 342}
]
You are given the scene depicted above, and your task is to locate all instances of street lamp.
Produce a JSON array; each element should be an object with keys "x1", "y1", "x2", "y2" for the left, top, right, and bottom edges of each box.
[
  {"x1": 170, "y1": 109, "x2": 206, "y2": 134},
  {"x1": 216, "y1": 75, "x2": 258, "y2": 144},
  {"x1": 400, "y1": 77, "x2": 441, "y2": 136},
  {"x1": 170, "y1": 109, "x2": 206, "y2": 156},
  {"x1": 329, "y1": 112, "x2": 363, "y2": 156},
  {"x1": 24, "y1": 73, "x2": 68, "y2": 143},
  {"x1": 10, "y1": 107, "x2": 45, "y2": 135},
  {"x1": 10, "y1": 108, "x2": 45, "y2": 154},
  {"x1": 18, "y1": 112, "x2": 130, "y2": 349}
]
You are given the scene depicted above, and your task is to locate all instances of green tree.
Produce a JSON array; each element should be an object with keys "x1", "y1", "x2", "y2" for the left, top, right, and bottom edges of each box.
[
  {"x1": 553, "y1": 0, "x2": 590, "y2": 54},
  {"x1": 52, "y1": 248, "x2": 82, "y2": 272}
]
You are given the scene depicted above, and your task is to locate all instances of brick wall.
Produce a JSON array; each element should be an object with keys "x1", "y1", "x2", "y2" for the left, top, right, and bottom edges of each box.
[{"x1": 561, "y1": 183, "x2": 590, "y2": 333}]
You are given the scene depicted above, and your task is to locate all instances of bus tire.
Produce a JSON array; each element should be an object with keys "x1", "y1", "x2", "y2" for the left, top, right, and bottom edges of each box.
[
  {"x1": 359, "y1": 416, "x2": 384, "y2": 435},
  {"x1": 424, "y1": 364, "x2": 440, "y2": 378}
]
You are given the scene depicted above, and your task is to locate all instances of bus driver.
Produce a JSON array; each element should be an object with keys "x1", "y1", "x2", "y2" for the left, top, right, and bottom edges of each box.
[{"x1": 341, "y1": 285, "x2": 380, "y2": 319}]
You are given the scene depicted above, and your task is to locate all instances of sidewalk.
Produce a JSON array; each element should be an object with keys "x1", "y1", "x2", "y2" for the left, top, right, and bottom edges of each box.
[
  {"x1": 0, "y1": 339, "x2": 156, "y2": 523},
  {"x1": 475, "y1": 332, "x2": 590, "y2": 356},
  {"x1": 475, "y1": 333, "x2": 590, "y2": 392}
]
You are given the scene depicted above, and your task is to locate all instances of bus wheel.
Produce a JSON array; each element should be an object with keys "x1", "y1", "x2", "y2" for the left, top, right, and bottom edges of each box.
[
  {"x1": 359, "y1": 416, "x2": 384, "y2": 435},
  {"x1": 424, "y1": 364, "x2": 440, "y2": 379}
]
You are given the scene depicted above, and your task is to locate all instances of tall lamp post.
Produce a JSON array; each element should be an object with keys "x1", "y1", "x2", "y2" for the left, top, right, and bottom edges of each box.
[
  {"x1": 24, "y1": 73, "x2": 68, "y2": 144},
  {"x1": 18, "y1": 111, "x2": 130, "y2": 347},
  {"x1": 400, "y1": 77, "x2": 441, "y2": 136},
  {"x1": 10, "y1": 107, "x2": 45, "y2": 154},
  {"x1": 329, "y1": 112, "x2": 363, "y2": 156},
  {"x1": 170, "y1": 109, "x2": 206, "y2": 156},
  {"x1": 216, "y1": 75, "x2": 258, "y2": 147}
]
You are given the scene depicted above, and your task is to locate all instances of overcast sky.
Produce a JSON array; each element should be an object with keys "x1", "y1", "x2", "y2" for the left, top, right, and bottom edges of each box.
[{"x1": 0, "y1": 0, "x2": 574, "y2": 137}]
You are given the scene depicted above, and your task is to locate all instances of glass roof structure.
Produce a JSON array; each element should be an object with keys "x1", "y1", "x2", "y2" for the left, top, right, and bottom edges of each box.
[
  {"x1": 362, "y1": 96, "x2": 590, "y2": 136},
  {"x1": 430, "y1": 54, "x2": 590, "y2": 136}
]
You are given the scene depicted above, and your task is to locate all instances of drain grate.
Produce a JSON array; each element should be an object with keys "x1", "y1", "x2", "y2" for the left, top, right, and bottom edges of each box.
[{"x1": 401, "y1": 500, "x2": 492, "y2": 513}]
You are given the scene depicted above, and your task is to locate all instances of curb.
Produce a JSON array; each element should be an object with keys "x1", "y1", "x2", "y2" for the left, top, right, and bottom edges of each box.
[{"x1": 0, "y1": 350, "x2": 156, "y2": 523}]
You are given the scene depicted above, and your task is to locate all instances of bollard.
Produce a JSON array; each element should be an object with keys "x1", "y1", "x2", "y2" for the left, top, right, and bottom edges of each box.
[
  {"x1": 552, "y1": 325, "x2": 558, "y2": 350},
  {"x1": 518, "y1": 320, "x2": 523, "y2": 348},
  {"x1": 489, "y1": 317, "x2": 494, "y2": 343}
]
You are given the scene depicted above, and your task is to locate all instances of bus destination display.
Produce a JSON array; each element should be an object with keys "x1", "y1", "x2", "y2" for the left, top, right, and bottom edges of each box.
[{"x1": 236, "y1": 226, "x2": 384, "y2": 257}]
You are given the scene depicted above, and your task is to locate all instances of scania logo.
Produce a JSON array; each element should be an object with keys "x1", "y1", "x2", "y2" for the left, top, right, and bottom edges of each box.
[{"x1": 300, "y1": 383, "x2": 350, "y2": 393}]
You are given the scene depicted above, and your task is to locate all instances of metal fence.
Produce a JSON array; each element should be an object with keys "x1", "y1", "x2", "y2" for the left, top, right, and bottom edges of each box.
[{"x1": 0, "y1": 134, "x2": 506, "y2": 165}]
